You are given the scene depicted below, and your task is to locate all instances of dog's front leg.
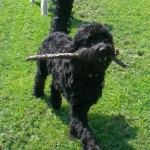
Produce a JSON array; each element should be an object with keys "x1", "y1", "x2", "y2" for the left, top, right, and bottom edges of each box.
[
  {"x1": 70, "y1": 105, "x2": 101, "y2": 150},
  {"x1": 50, "y1": 81, "x2": 62, "y2": 110},
  {"x1": 33, "y1": 60, "x2": 48, "y2": 98}
]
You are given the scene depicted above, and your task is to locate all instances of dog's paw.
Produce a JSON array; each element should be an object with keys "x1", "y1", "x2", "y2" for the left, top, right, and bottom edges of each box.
[
  {"x1": 51, "y1": 101, "x2": 61, "y2": 110},
  {"x1": 33, "y1": 91, "x2": 44, "y2": 98},
  {"x1": 70, "y1": 128, "x2": 79, "y2": 139}
]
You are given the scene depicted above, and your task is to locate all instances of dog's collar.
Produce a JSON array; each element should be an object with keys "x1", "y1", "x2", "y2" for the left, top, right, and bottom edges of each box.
[{"x1": 88, "y1": 72, "x2": 104, "y2": 78}]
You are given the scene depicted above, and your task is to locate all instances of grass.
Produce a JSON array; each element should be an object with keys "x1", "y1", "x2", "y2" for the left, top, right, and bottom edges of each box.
[{"x1": 0, "y1": 0, "x2": 149, "y2": 150}]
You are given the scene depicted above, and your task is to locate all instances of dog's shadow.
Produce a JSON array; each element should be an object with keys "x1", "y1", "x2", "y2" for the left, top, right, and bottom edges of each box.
[
  {"x1": 89, "y1": 113, "x2": 137, "y2": 150},
  {"x1": 34, "y1": 1, "x2": 41, "y2": 7},
  {"x1": 32, "y1": 2, "x2": 113, "y2": 32},
  {"x1": 43, "y1": 96, "x2": 137, "y2": 150},
  {"x1": 33, "y1": 2, "x2": 55, "y2": 14},
  {"x1": 71, "y1": 18, "x2": 113, "y2": 31}
]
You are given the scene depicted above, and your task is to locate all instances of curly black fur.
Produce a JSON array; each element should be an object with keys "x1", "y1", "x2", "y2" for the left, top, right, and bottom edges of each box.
[
  {"x1": 33, "y1": 0, "x2": 115, "y2": 149},
  {"x1": 50, "y1": 0, "x2": 74, "y2": 33}
]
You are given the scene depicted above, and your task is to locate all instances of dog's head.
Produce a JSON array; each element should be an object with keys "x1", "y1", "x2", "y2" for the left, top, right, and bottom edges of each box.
[{"x1": 71, "y1": 23, "x2": 116, "y2": 72}]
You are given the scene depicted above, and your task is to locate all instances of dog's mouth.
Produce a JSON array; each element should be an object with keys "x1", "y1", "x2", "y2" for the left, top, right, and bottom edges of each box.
[
  {"x1": 98, "y1": 44, "x2": 116, "y2": 59},
  {"x1": 79, "y1": 43, "x2": 118, "y2": 72},
  {"x1": 63, "y1": 43, "x2": 115, "y2": 73},
  {"x1": 78, "y1": 43, "x2": 116, "y2": 62}
]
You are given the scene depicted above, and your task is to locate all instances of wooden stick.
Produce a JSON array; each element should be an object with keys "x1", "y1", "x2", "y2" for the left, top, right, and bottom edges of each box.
[
  {"x1": 111, "y1": 57, "x2": 127, "y2": 68},
  {"x1": 26, "y1": 53, "x2": 79, "y2": 61},
  {"x1": 26, "y1": 52, "x2": 127, "y2": 68}
]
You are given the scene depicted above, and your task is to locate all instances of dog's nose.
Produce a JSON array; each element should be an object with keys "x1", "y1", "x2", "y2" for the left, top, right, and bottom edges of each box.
[
  {"x1": 99, "y1": 45, "x2": 115, "y2": 58},
  {"x1": 99, "y1": 47, "x2": 109, "y2": 57}
]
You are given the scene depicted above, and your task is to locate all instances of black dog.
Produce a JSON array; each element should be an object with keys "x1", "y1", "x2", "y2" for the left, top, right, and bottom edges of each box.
[{"x1": 33, "y1": 0, "x2": 115, "y2": 149}]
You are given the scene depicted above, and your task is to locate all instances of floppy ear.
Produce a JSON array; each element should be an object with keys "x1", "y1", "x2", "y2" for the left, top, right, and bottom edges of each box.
[
  {"x1": 71, "y1": 24, "x2": 95, "y2": 50},
  {"x1": 72, "y1": 34, "x2": 90, "y2": 50},
  {"x1": 71, "y1": 23, "x2": 113, "y2": 50}
]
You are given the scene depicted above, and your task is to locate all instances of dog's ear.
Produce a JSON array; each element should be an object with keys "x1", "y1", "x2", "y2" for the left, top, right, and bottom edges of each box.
[
  {"x1": 64, "y1": 42, "x2": 76, "y2": 52},
  {"x1": 72, "y1": 24, "x2": 93, "y2": 49},
  {"x1": 72, "y1": 23, "x2": 113, "y2": 50}
]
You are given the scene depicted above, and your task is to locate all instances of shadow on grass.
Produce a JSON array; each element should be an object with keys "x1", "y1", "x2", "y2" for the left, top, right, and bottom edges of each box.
[
  {"x1": 42, "y1": 95, "x2": 137, "y2": 150},
  {"x1": 34, "y1": 2, "x2": 41, "y2": 7},
  {"x1": 71, "y1": 17, "x2": 113, "y2": 32},
  {"x1": 30, "y1": 2, "x2": 113, "y2": 32},
  {"x1": 89, "y1": 113, "x2": 137, "y2": 150},
  {"x1": 42, "y1": 95, "x2": 70, "y2": 124},
  {"x1": 32, "y1": 2, "x2": 53, "y2": 14}
]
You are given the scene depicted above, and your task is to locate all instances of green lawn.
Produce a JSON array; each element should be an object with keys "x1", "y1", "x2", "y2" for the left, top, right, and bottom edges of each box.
[{"x1": 0, "y1": 0, "x2": 150, "y2": 150}]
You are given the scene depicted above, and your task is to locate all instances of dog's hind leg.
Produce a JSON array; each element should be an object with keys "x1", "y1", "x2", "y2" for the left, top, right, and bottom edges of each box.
[
  {"x1": 50, "y1": 81, "x2": 62, "y2": 110},
  {"x1": 33, "y1": 60, "x2": 48, "y2": 98}
]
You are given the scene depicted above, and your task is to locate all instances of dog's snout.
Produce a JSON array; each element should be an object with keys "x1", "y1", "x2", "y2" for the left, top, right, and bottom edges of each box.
[{"x1": 99, "y1": 44, "x2": 115, "y2": 58}]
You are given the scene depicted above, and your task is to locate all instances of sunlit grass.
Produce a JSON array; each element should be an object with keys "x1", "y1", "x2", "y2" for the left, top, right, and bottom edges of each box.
[{"x1": 0, "y1": 0, "x2": 149, "y2": 150}]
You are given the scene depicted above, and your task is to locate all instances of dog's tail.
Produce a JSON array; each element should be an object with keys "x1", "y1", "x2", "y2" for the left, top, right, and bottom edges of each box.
[{"x1": 50, "y1": 0, "x2": 74, "y2": 34}]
